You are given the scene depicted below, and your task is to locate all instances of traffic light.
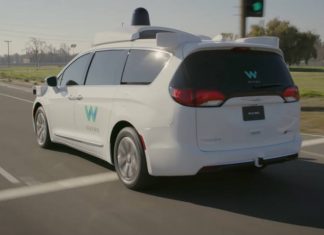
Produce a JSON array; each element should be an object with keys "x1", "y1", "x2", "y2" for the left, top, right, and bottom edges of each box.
[{"x1": 245, "y1": 0, "x2": 264, "y2": 17}]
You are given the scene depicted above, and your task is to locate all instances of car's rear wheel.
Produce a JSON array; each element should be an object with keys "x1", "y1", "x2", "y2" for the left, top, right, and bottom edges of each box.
[
  {"x1": 114, "y1": 127, "x2": 151, "y2": 189},
  {"x1": 34, "y1": 107, "x2": 52, "y2": 148}
]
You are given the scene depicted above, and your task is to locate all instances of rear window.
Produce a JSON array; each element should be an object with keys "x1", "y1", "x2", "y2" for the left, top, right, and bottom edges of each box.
[
  {"x1": 170, "y1": 50, "x2": 294, "y2": 97},
  {"x1": 122, "y1": 50, "x2": 170, "y2": 84}
]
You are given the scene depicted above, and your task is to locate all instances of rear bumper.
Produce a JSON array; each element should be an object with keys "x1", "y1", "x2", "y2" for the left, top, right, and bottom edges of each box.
[{"x1": 144, "y1": 131, "x2": 302, "y2": 176}]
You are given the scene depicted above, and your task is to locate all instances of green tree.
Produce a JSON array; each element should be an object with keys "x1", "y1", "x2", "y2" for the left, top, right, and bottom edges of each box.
[
  {"x1": 248, "y1": 18, "x2": 320, "y2": 65},
  {"x1": 296, "y1": 32, "x2": 320, "y2": 64},
  {"x1": 249, "y1": 25, "x2": 266, "y2": 36}
]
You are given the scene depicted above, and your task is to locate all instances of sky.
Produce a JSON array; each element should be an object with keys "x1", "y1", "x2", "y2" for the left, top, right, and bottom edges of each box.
[{"x1": 0, "y1": 0, "x2": 323, "y2": 55}]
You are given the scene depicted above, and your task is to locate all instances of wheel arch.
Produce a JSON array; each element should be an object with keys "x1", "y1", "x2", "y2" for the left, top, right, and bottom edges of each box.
[
  {"x1": 110, "y1": 120, "x2": 134, "y2": 165},
  {"x1": 32, "y1": 102, "x2": 43, "y2": 132},
  {"x1": 33, "y1": 102, "x2": 43, "y2": 118},
  {"x1": 32, "y1": 102, "x2": 53, "y2": 148}
]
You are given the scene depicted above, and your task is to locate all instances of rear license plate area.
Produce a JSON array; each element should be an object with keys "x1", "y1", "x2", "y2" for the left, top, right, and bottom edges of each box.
[{"x1": 242, "y1": 106, "x2": 265, "y2": 121}]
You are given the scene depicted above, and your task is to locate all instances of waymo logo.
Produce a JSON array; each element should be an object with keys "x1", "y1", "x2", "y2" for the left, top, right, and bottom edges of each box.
[
  {"x1": 244, "y1": 70, "x2": 257, "y2": 79},
  {"x1": 85, "y1": 105, "x2": 98, "y2": 122}
]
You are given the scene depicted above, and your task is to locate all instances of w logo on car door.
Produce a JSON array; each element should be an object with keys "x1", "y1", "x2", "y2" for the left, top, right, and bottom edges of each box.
[
  {"x1": 85, "y1": 105, "x2": 98, "y2": 122},
  {"x1": 244, "y1": 70, "x2": 257, "y2": 79}
]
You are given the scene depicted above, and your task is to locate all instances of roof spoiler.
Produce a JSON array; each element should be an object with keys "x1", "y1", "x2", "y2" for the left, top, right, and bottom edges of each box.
[
  {"x1": 235, "y1": 37, "x2": 279, "y2": 48},
  {"x1": 213, "y1": 35, "x2": 279, "y2": 49}
]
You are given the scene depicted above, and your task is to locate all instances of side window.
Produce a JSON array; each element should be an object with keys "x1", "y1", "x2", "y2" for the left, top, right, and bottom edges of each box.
[
  {"x1": 85, "y1": 50, "x2": 128, "y2": 85},
  {"x1": 60, "y1": 53, "x2": 92, "y2": 86},
  {"x1": 122, "y1": 50, "x2": 170, "y2": 84}
]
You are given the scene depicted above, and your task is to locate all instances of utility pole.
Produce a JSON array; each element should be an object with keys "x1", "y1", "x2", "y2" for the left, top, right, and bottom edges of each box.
[
  {"x1": 240, "y1": 0, "x2": 246, "y2": 38},
  {"x1": 4, "y1": 40, "x2": 12, "y2": 67}
]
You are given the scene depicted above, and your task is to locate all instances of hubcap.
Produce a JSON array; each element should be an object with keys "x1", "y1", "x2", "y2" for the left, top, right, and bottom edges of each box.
[
  {"x1": 36, "y1": 112, "x2": 47, "y2": 145},
  {"x1": 117, "y1": 137, "x2": 140, "y2": 183}
]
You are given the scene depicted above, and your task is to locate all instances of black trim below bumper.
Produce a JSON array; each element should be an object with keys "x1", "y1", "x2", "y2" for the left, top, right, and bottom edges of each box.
[
  {"x1": 261, "y1": 153, "x2": 298, "y2": 165},
  {"x1": 199, "y1": 153, "x2": 299, "y2": 173}
]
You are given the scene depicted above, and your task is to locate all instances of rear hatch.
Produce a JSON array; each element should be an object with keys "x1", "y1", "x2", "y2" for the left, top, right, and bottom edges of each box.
[{"x1": 170, "y1": 49, "x2": 300, "y2": 151}]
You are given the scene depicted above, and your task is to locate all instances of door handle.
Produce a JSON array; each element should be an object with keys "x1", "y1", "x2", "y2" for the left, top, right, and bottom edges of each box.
[
  {"x1": 68, "y1": 95, "x2": 76, "y2": 100},
  {"x1": 76, "y1": 95, "x2": 83, "y2": 100},
  {"x1": 68, "y1": 95, "x2": 83, "y2": 100}
]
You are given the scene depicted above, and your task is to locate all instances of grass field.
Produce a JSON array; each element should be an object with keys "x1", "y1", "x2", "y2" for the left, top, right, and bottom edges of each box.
[
  {"x1": 301, "y1": 112, "x2": 324, "y2": 135},
  {"x1": 0, "y1": 66, "x2": 62, "y2": 84},
  {"x1": 291, "y1": 71, "x2": 324, "y2": 97}
]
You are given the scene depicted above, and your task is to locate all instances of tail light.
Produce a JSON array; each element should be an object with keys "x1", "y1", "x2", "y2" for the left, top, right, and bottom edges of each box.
[
  {"x1": 282, "y1": 86, "x2": 299, "y2": 102},
  {"x1": 170, "y1": 88, "x2": 225, "y2": 107}
]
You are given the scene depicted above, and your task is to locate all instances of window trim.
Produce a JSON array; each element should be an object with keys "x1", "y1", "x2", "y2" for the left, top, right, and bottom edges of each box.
[{"x1": 57, "y1": 48, "x2": 172, "y2": 86}]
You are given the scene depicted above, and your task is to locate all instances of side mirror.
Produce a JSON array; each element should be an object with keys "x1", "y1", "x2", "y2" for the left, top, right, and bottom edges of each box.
[
  {"x1": 66, "y1": 80, "x2": 78, "y2": 86},
  {"x1": 45, "y1": 76, "x2": 58, "y2": 87}
]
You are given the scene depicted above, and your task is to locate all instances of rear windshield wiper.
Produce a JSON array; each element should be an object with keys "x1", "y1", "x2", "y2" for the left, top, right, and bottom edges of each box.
[{"x1": 253, "y1": 83, "x2": 281, "y2": 89}]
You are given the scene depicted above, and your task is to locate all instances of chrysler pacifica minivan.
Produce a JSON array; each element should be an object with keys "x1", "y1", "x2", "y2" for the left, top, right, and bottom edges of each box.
[{"x1": 33, "y1": 25, "x2": 301, "y2": 189}]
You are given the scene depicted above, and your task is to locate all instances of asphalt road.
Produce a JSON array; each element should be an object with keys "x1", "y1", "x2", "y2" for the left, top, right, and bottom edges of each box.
[{"x1": 0, "y1": 82, "x2": 324, "y2": 235}]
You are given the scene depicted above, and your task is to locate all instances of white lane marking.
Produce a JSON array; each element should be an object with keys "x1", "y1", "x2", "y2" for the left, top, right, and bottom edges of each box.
[
  {"x1": 0, "y1": 82, "x2": 32, "y2": 93},
  {"x1": 302, "y1": 133, "x2": 324, "y2": 138},
  {"x1": 301, "y1": 150, "x2": 324, "y2": 159},
  {"x1": 0, "y1": 172, "x2": 118, "y2": 202},
  {"x1": 0, "y1": 92, "x2": 33, "y2": 104},
  {"x1": 0, "y1": 166, "x2": 20, "y2": 184},
  {"x1": 302, "y1": 138, "x2": 324, "y2": 147}
]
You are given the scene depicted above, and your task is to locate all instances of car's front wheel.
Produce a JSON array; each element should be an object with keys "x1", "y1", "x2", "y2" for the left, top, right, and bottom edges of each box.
[
  {"x1": 34, "y1": 107, "x2": 52, "y2": 148},
  {"x1": 114, "y1": 127, "x2": 152, "y2": 190}
]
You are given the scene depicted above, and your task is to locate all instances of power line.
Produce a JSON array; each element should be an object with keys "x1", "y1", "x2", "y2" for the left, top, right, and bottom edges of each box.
[
  {"x1": 0, "y1": 28, "x2": 68, "y2": 38},
  {"x1": 4, "y1": 40, "x2": 12, "y2": 67},
  {"x1": 0, "y1": 28, "x2": 92, "y2": 43}
]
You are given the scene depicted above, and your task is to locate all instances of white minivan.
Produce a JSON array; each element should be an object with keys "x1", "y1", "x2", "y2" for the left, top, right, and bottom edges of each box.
[{"x1": 33, "y1": 25, "x2": 301, "y2": 189}]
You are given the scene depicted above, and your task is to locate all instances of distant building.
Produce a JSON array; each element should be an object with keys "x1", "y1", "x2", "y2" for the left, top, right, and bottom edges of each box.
[{"x1": 23, "y1": 58, "x2": 30, "y2": 64}]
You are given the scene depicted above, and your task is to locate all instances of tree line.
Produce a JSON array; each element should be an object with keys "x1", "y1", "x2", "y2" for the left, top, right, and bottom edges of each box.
[
  {"x1": 248, "y1": 18, "x2": 322, "y2": 65},
  {"x1": 0, "y1": 37, "x2": 76, "y2": 67},
  {"x1": 1, "y1": 19, "x2": 323, "y2": 66}
]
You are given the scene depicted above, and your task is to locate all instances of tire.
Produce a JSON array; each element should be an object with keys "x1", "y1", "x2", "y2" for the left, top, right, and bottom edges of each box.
[
  {"x1": 34, "y1": 107, "x2": 52, "y2": 148},
  {"x1": 114, "y1": 127, "x2": 152, "y2": 190}
]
